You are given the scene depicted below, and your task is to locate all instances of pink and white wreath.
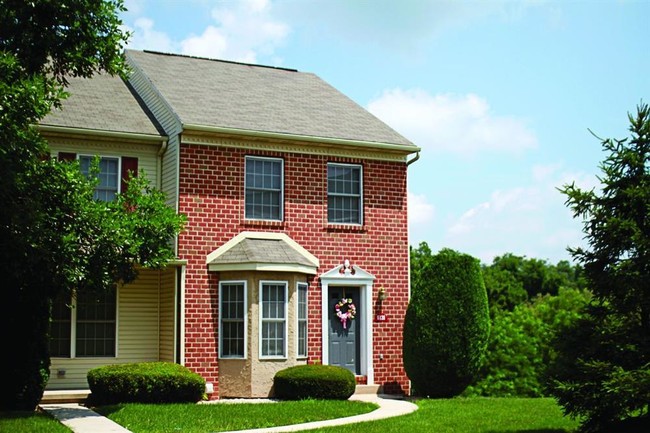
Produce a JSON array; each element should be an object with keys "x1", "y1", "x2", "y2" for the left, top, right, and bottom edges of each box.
[{"x1": 335, "y1": 298, "x2": 357, "y2": 329}]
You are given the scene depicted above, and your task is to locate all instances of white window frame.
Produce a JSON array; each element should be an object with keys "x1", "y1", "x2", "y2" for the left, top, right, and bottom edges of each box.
[
  {"x1": 259, "y1": 280, "x2": 288, "y2": 359},
  {"x1": 219, "y1": 281, "x2": 248, "y2": 359},
  {"x1": 50, "y1": 288, "x2": 119, "y2": 359},
  {"x1": 78, "y1": 154, "x2": 122, "y2": 202},
  {"x1": 244, "y1": 156, "x2": 284, "y2": 221},
  {"x1": 296, "y1": 282, "x2": 309, "y2": 359},
  {"x1": 326, "y1": 162, "x2": 363, "y2": 225}
]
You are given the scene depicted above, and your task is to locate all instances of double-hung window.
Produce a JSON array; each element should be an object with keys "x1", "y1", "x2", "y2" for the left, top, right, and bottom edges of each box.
[
  {"x1": 260, "y1": 281, "x2": 287, "y2": 358},
  {"x1": 219, "y1": 282, "x2": 247, "y2": 358},
  {"x1": 296, "y1": 283, "x2": 308, "y2": 358},
  {"x1": 79, "y1": 155, "x2": 120, "y2": 202},
  {"x1": 327, "y1": 163, "x2": 363, "y2": 225},
  {"x1": 49, "y1": 289, "x2": 117, "y2": 358},
  {"x1": 245, "y1": 156, "x2": 283, "y2": 221}
]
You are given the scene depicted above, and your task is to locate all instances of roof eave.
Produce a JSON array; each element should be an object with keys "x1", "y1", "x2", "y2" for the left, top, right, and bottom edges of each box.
[
  {"x1": 38, "y1": 124, "x2": 167, "y2": 143},
  {"x1": 183, "y1": 123, "x2": 420, "y2": 155}
]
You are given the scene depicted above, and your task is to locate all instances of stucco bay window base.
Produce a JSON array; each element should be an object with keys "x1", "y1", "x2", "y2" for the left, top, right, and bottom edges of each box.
[{"x1": 217, "y1": 271, "x2": 310, "y2": 398}]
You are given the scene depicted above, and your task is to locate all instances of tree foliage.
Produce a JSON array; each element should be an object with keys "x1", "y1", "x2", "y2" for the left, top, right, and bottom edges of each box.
[
  {"x1": 0, "y1": 0, "x2": 185, "y2": 410},
  {"x1": 465, "y1": 287, "x2": 591, "y2": 397},
  {"x1": 404, "y1": 244, "x2": 490, "y2": 397},
  {"x1": 547, "y1": 104, "x2": 650, "y2": 432}
]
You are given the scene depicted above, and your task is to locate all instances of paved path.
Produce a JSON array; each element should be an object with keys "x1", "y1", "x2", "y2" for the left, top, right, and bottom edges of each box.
[{"x1": 41, "y1": 394, "x2": 418, "y2": 433}]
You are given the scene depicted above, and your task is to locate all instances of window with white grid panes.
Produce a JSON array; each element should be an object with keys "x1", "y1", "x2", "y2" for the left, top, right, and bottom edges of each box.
[
  {"x1": 219, "y1": 282, "x2": 247, "y2": 358},
  {"x1": 245, "y1": 156, "x2": 283, "y2": 221},
  {"x1": 327, "y1": 163, "x2": 362, "y2": 224},
  {"x1": 79, "y1": 155, "x2": 120, "y2": 202},
  {"x1": 50, "y1": 289, "x2": 117, "y2": 358},
  {"x1": 297, "y1": 283, "x2": 308, "y2": 358},
  {"x1": 260, "y1": 282, "x2": 287, "y2": 358},
  {"x1": 75, "y1": 289, "x2": 117, "y2": 357}
]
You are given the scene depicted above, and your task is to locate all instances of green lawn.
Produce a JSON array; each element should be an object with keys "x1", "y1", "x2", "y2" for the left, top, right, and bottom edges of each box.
[
  {"x1": 95, "y1": 399, "x2": 378, "y2": 433},
  {"x1": 0, "y1": 410, "x2": 71, "y2": 433},
  {"x1": 1, "y1": 397, "x2": 578, "y2": 433},
  {"x1": 298, "y1": 397, "x2": 579, "y2": 433}
]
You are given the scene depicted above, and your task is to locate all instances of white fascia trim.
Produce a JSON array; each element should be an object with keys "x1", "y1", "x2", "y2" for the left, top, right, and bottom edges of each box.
[
  {"x1": 183, "y1": 123, "x2": 420, "y2": 155},
  {"x1": 206, "y1": 231, "x2": 319, "y2": 268},
  {"x1": 208, "y1": 263, "x2": 317, "y2": 274},
  {"x1": 38, "y1": 124, "x2": 167, "y2": 143}
]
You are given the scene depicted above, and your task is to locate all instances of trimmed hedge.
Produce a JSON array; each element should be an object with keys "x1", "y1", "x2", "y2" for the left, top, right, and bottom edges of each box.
[
  {"x1": 87, "y1": 362, "x2": 205, "y2": 405},
  {"x1": 403, "y1": 246, "x2": 490, "y2": 397},
  {"x1": 274, "y1": 365, "x2": 355, "y2": 400}
]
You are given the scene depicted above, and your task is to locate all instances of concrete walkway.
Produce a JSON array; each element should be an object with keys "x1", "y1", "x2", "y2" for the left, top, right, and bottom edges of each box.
[{"x1": 41, "y1": 394, "x2": 418, "y2": 433}]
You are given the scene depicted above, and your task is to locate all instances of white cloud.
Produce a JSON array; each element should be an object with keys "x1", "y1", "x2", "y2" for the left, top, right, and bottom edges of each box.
[
  {"x1": 409, "y1": 192, "x2": 435, "y2": 225},
  {"x1": 368, "y1": 89, "x2": 538, "y2": 156},
  {"x1": 408, "y1": 191, "x2": 436, "y2": 246},
  {"x1": 180, "y1": 0, "x2": 289, "y2": 63},
  {"x1": 123, "y1": 17, "x2": 174, "y2": 52},
  {"x1": 443, "y1": 164, "x2": 597, "y2": 263}
]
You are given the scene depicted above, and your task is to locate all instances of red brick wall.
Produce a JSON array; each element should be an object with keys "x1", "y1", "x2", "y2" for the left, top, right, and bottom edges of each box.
[{"x1": 177, "y1": 143, "x2": 411, "y2": 397}]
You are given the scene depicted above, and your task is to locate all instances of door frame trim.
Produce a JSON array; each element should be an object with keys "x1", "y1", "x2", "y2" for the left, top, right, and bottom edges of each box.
[{"x1": 320, "y1": 264, "x2": 375, "y2": 384}]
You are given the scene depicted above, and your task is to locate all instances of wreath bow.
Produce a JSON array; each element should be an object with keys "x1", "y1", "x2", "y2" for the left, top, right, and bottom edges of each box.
[{"x1": 335, "y1": 298, "x2": 357, "y2": 329}]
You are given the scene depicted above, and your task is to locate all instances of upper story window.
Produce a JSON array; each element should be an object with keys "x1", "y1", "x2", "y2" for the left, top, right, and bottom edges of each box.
[
  {"x1": 79, "y1": 155, "x2": 120, "y2": 202},
  {"x1": 219, "y1": 281, "x2": 247, "y2": 358},
  {"x1": 260, "y1": 281, "x2": 287, "y2": 358},
  {"x1": 49, "y1": 288, "x2": 117, "y2": 358},
  {"x1": 245, "y1": 156, "x2": 284, "y2": 221},
  {"x1": 327, "y1": 163, "x2": 363, "y2": 225}
]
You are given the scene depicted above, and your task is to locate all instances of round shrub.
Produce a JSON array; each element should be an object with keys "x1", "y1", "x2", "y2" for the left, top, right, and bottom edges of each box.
[
  {"x1": 403, "y1": 246, "x2": 490, "y2": 397},
  {"x1": 87, "y1": 362, "x2": 205, "y2": 405},
  {"x1": 273, "y1": 365, "x2": 355, "y2": 400}
]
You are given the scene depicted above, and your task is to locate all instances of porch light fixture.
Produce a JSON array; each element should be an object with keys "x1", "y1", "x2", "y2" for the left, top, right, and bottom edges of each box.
[{"x1": 378, "y1": 286, "x2": 387, "y2": 302}]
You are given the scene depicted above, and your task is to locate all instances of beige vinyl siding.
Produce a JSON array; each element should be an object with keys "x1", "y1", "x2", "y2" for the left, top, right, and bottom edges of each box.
[
  {"x1": 47, "y1": 138, "x2": 159, "y2": 188},
  {"x1": 47, "y1": 269, "x2": 162, "y2": 390},
  {"x1": 159, "y1": 267, "x2": 176, "y2": 362},
  {"x1": 126, "y1": 53, "x2": 182, "y2": 214}
]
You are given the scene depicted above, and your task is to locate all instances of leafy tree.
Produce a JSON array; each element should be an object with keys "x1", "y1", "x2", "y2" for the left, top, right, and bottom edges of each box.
[
  {"x1": 547, "y1": 104, "x2": 650, "y2": 432},
  {"x1": 488, "y1": 253, "x2": 584, "y2": 302},
  {"x1": 465, "y1": 287, "x2": 590, "y2": 397},
  {"x1": 0, "y1": 0, "x2": 185, "y2": 410},
  {"x1": 482, "y1": 265, "x2": 528, "y2": 315},
  {"x1": 404, "y1": 244, "x2": 490, "y2": 397}
]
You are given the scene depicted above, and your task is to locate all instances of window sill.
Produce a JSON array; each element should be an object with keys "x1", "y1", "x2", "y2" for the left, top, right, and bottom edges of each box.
[
  {"x1": 260, "y1": 356, "x2": 288, "y2": 361},
  {"x1": 325, "y1": 223, "x2": 366, "y2": 233},
  {"x1": 242, "y1": 219, "x2": 284, "y2": 229}
]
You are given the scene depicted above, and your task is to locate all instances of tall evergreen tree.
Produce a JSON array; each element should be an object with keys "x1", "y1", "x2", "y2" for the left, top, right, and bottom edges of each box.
[{"x1": 547, "y1": 104, "x2": 650, "y2": 432}]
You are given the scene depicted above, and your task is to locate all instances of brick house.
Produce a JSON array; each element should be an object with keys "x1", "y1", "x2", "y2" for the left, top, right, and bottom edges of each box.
[{"x1": 41, "y1": 50, "x2": 420, "y2": 398}]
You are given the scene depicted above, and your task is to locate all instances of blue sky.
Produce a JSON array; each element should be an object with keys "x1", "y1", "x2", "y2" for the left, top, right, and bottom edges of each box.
[{"x1": 120, "y1": 0, "x2": 649, "y2": 264}]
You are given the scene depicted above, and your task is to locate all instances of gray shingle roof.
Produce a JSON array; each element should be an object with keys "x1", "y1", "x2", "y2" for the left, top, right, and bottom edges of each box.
[
  {"x1": 126, "y1": 50, "x2": 414, "y2": 146},
  {"x1": 210, "y1": 238, "x2": 315, "y2": 268},
  {"x1": 41, "y1": 72, "x2": 163, "y2": 136}
]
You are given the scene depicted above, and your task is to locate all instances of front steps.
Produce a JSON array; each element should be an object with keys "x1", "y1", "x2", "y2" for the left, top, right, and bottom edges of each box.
[
  {"x1": 354, "y1": 384, "x2": 381, "y2": 395},
  {"x1": 41, "y1": 390, "x2": 90, "y2": 404}
]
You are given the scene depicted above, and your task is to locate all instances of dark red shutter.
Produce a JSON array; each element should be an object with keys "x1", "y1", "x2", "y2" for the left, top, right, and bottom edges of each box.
[
  {"x1": 58, "y1": 152, "x2": 76, "y2": 162},
  {"x1": 120, "y1": 157, "x2": 138, "y2": 193}
]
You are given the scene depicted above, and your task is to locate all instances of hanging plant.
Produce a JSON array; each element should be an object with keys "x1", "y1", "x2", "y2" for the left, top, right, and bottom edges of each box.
[{"x1": 335, "y1": 298, "x2": 357, "y2": 329}]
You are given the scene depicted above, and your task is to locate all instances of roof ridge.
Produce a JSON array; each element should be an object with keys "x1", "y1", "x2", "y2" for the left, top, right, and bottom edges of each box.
[{"x1": 135, "y1": 49, "x2": 299, "y2": 73}]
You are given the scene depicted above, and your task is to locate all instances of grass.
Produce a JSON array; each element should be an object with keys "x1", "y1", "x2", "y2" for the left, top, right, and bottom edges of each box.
[
  {"x1": 297, "y1": 397, "x2": 579, "y2": 433},
  {"x1": 0, "y1": 410, "x2": 71, "y2": 433},
  {"x1": 1, "y1": 397, "x2": 578, "y2": 433},
  {"x1": 95, "y1": 399, "x2": 378, "y2": 433}
]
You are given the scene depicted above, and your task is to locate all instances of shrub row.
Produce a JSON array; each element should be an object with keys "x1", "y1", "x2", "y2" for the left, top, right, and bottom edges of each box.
[
  {"x1": 274, "y1": 365, "x2": 355, "y2": 400},
  {"x1": 87, "y1": 362, "x2": 205, "y2": 405}
]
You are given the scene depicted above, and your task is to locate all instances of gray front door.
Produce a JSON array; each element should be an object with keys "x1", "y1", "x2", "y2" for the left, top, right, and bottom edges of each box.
[{"x1": 328, "y1": 287, "x2": 360, "y2": 374}]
